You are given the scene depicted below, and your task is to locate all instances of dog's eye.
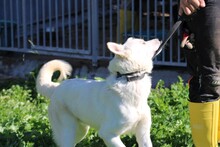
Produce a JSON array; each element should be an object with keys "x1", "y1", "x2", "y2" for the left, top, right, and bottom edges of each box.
[{"x1": 142, "y1": 41, "x2": 146, "y2": 45}]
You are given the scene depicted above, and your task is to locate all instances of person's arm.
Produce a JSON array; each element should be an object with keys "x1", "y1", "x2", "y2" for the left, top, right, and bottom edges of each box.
[{"x1": 178, "y1": 0, "x2": 206, "y2": 15}]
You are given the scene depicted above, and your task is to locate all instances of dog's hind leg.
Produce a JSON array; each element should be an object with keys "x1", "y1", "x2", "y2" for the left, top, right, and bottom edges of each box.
[
  {"x1": 75, "y1": 122, "x2": 90, "y2": 143},
  {"x1": 98, "y1": 129, "x2": 126, "y2": 147},
  {"x1": 49, "y1": 106, "x2": 89, "y2": 147},
  {"x1": 53, "y1": 115, "x2": 89, "y2": 146},
  {"x1": 48, "y1": 105, "x2": 63, "y2": 146}
]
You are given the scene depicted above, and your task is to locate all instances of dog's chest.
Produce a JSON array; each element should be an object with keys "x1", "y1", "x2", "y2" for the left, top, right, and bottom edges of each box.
[
  {"x1": 111, "y1": 83, "x2": 150, "y2": 106},
  {"x1": 109, "y1": 80, "x2": 150, "y2": 121}
]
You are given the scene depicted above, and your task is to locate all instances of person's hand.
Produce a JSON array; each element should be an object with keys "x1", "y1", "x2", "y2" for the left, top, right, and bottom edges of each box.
[
  {"x1": 178, "y1": 0, "x2": 206, "y2": 15},
  {"x1": 181, "y1": 32, "x2": 194, "y2": 49}
]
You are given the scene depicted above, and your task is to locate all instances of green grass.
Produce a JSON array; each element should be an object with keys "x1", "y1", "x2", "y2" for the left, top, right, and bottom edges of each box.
[{"x1": 0, "y1": 76, "x2": 193, "y2": 147}]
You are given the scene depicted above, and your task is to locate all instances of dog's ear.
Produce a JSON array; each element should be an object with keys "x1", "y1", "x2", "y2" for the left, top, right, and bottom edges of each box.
[{"x1": 107, "y1": 42, "x2": 126, "y2": 57}]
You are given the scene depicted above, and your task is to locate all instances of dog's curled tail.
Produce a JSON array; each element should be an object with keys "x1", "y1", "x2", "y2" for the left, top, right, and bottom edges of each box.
[{"x1": 36, "y1": 60, "x2": 72, "y2": 98}]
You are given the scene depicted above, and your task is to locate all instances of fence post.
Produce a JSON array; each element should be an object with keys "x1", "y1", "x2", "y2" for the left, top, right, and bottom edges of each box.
[
  {"x1": 91, "y1": 0, "x2": 99, "y2": 67},
  {"x1": 22, "y1": 0, "x2": 27, "y2": 49}
]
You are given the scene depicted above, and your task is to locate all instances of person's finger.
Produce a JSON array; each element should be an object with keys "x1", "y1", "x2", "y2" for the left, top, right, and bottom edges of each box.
[
  {"x1": 186, "y1": 4, "x2": 197, "y2": 14},
  {"x1": 184, "y1": 7, "x2": 193, "y2": 15},
  {"x1": 186, "y1": 41, "x2": 193, "y2": 49},
  {"x1": 199, "y1": 0, "x2": 206, "y2": 7},
  {"x1": 178, "y1": 7, "x2": 183, "y2": 16},
  {"x1": 188, "y1": 0, "x2": 200, "y2": 9},
  {"x1": 179, "y1": 0, "x2": 196, "y2": 15},
  {"x1": 181, "y1": 35, "x2": 189, "y2": 48}
]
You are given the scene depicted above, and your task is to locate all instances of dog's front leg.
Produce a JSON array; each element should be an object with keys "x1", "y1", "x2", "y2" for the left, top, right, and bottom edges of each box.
[
  {"x1": 135, "y1": 114, "x2": 152, "y2": 147},
  {"x1": 98, "y1": 130, "x2": 125, "y2": 147}
]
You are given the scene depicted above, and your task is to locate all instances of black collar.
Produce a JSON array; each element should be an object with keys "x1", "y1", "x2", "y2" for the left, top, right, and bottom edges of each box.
[{"x1": 116, "y1": 71, "x2": 149, "y2": 82}]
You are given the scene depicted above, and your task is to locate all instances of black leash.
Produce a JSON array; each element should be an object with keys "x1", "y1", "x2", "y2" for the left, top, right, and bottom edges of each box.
[{"x1": 153, "y1": 14, "x2": 190, "y2": 58}]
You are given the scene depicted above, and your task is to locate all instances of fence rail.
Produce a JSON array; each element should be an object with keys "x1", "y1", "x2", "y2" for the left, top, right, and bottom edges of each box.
[{"x1": 0, "y1": 0, "x2": 186, "y2": 67}]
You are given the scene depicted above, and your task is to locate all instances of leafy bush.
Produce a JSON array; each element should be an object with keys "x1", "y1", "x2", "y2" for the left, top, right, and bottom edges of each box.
[
  {"x1": 149, "y1": 77, "x2": 193, "y2": 147},
  {"x1": 0, "y1": 76, "x2": 193, "y2": 146},
  {"x1": 0, "y1": 85, "x2": 54, "y2": 147}
]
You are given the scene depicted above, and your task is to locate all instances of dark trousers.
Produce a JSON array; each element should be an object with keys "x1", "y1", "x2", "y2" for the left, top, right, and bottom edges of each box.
[{"x1": 184, "y1": 0, "x2": 220, "y2": 102}]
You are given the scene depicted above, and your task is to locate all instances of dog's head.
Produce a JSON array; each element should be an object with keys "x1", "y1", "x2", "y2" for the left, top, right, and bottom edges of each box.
[{"x1": 107, "y1": 37, "x2": 161, "y2": 75}]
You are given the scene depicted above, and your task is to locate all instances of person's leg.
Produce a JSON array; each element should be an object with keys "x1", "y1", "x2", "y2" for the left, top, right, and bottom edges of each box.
[
  {"x1": 189, "y1": 101, "x2": 219, "y2": 147},
  {"x1": 185, "y1": 1, "x2": 220, "y2": 146},
  {"x1": 195, "y1": 1, "x2": 220, "y2": 102},
  {"x1": 186, "y1": 0, "x2": 220, "y2": 102}
]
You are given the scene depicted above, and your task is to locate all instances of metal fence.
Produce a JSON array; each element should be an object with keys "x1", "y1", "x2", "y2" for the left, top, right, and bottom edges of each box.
[{"x1": 0, "y1": 0, "x2": 186, "y2": 67}]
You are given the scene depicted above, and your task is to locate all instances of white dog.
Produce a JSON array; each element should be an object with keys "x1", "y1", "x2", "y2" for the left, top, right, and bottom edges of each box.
[{"x1": 36, "y1": 37, "x2": 161, "y2": 147}]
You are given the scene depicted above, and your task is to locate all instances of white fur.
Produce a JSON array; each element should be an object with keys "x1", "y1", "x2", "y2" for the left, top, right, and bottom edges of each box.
[{"x1": 36, "y1": 37, "x2": 161, "y2": 147}]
